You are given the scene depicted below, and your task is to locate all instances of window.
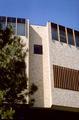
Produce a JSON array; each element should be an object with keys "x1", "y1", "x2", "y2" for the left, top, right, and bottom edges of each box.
[
  {"x1": 67, "y1": 28, "x2": 74, "y2": 45},
  {"x1": 53, "y1": 65, "x2": 79, "y2": 91},
  {"x1": 75, "y1": 30, "x2": 79, "y2": 47},
  {"x1": 0, "y1": 16, "x2": 6, "y2": 29},
  {"x1": 17, "y1": 18, "x2": 25, "y2": 36},
  {"x1": 7, "y1": 17, "x2": 16, "y2": 23},
  {"x1": 51, "y1": 23, "x2": 58, "y2": 41},
  {"x1": 34, "y1": 45, "x2": 43, "y2": 55},
  {"x1": 59, "y1": 25, "x2": 66, "y2": 43},
  {"x1": 17, "y1": 18, "x2": 25, "y2": 23},
  {"x1": 7, "y1": 17, "x2": 16, "y2": 34},
  {"x1": 0, "y1": 16, "x2": 6, "y2": 22}
]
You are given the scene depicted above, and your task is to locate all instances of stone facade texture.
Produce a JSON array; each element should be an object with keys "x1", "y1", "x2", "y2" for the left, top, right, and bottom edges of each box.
[{"x1": 21, "y1": 21, "x2": 79, "y2": 109}]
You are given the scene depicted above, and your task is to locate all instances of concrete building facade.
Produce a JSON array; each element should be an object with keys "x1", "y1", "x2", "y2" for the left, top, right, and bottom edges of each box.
[{"x1": 0, "y1": 16, "x2": 79, "y2": 111}]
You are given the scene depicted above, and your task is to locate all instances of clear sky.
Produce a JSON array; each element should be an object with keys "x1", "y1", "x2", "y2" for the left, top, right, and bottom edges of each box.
[{"x1": 0, "y1": 0, "x2": 79, "y2": 30}]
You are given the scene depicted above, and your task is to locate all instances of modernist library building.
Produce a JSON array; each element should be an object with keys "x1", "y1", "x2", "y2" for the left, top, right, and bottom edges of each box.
[{"x1": 0, "y1": 16, "x2": 79, "y2": 112}]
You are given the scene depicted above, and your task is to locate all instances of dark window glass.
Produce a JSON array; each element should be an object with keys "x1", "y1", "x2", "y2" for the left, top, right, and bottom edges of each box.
[
  {"x1": 0, "y1": 22, "x2": 6, "y2": 29},
  {"x1": 7, "y1": 17, "x2": 16, "y2": 34},
  {"x1": 17, "y1": 18, "x2": 25, "y2": 23},
  {"x1": 17, "y1": 23, "x2": 25, "y2": 36},
  {"x1": 67, "y1": 28, "x2": 74, "y2": 45},
  {"x1": 0, "y1": 16, "x2": 6, "y2": 29},
  {"x1": 34, "y1": 45, "x2": 43, "y2": 54},
  {"x1": 0, "y1": 16, "x2": 6, "y2": 22},
  {"x1": 7, "y1": 17, "x2": 16, "y2": 23},
  {"x1": 59, "y1": 25, "x2": 66, "y2": 43},
  {"x1": 51, "y1": 23, "x2": 58, "y2": 41},
  {"x1": 17, "y1": 18, "x2": 25, "y2": 36},
  {"x1": 75, "y1": 30, "x2": 79, "y2": 47},
  {"x1": 7, "y1": 22, "x2": 16, "y2": 34}
]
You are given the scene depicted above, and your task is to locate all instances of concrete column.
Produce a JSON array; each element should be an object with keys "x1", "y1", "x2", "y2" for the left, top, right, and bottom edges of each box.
[
  {"x1": 25, "y1": 19, "x2": 27, "y2": 37},
  {"x1": 73, "y1": 29, "x2": 76, "y2": 46},
  {"x1": 6, "y1": 16, "x2": 7, "y2": 26},
  {"x1": 16, "y1": 18, "x2": 17, "y2": 35},
  {"x1": 57, "y1": 25, "x2": 60, "y2": 42},
  {"x1": 65, "y1": 27, "x2": 68, "y2": 44}
]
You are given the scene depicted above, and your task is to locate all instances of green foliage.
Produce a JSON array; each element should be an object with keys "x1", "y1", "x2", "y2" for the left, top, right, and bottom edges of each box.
[
  {"x1": 0, "y1": 25, "x2": 37, "y2": 119},
  {"x1": 0, "y1": 90, "x2": 5, "y2": 105},
  {"x1": 0, "y1": 25, "x2": 27, "y2": 104},
  {"x1": 0, "y1": 105, "x2": 15, "y2": 120},
  {"x1": 0, "y1": 90, "x2": 15, "y2": 119}
]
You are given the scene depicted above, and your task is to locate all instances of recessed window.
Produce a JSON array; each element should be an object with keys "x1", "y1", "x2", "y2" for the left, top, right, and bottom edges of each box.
[
  {"x1": 0, "y1": 16, "x2": 6, "y2": 29},
  {"x1": 0, "y1": 16, "x2": 6, "y2": 22},
  {"x1": 67, "y1": 28, "x2": 74, "y2": 45},
  {"x1": 51, "y1": 23, "x2": 58, "y2": 41},
  {"x1": 17, "y1": 18, "x2": 25, "y2": 36},
  {"x1": 34, "y1": 45, "x2": 43, "y2": 55},
  {"x1": 7, "y1": 17, "x2": 16, "y2": 34},
  {"x1": 59, "y1": 25, "x2": 66, "y2": 43},
  {"x1": 7, "y1": 17, "x2": 16, "y2": 23},
  {"x1": 17, "y1": 18, "x2": 25, "y2": 23},
  {"x1": 75, "y1": 30, "x2": 79, "y2": 47}
]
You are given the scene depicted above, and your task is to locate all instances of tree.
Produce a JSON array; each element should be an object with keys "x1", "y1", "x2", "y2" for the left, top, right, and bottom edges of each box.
[
  {"x1": 0, "y1": 90, "x2": 15, "y2": 119},
  {"x1": 0, "y1": 25, "x2": 37, "y2": 119}
]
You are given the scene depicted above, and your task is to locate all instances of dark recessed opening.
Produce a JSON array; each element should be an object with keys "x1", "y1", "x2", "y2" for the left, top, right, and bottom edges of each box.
[
  {"x1": 7, "y1": 17, "x2": 16, "y2": 23},
  {"x1": 0, "y1": 16, "x2": 6, "y2": 22},
  {"x1": 75, "y1": 30, "x2": 79, "y2": 47},
  {"x1": 67, "y1": 28, "x2": 74, "y2": 45},
  {"x1": 59, "y1": 25, "x2": 66, "y2": 43},
  {"x1": 34, "y1": 45, "x2": 43, "y2": 55},
  {"x1": 51, "y1": 23, "x2": 58, "y2": 41},
  {"x1": 17, "y1": 18, "x2": 25, "y2": 23}
]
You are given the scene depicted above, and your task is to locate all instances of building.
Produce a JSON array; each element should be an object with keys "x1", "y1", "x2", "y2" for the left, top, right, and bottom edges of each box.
[{"x1": 0, "y1": 16, "x2": 79, "y2": 111}]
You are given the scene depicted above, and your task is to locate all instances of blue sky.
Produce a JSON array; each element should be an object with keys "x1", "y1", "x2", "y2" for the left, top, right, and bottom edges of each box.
[{"x1": 0, "y1": 0, "x2": 79, "y2": 30}]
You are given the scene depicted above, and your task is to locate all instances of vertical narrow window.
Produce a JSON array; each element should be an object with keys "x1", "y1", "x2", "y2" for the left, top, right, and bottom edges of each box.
[
  {"x1": 0, "y1": 16, "x2": 6, "y2": 29},
  {"x1": 34, "y1": 45, "x2": 43, "y2": 55},
  {"x1": 51, "y1": 23, "x2": 58, "y2": 41},
  {"x1": 75, "y1": 30, "x2": 79, "y2": 47},
  {"x1": 17, "y1": 18, "x2": 25, "y2": 36},
  {"x1": 7, "y1": 17, "x2": 16, "y2": 34},
  {"x1": 67, "y1": 28, "x2": 74, "y2": 45},
  {"x1": 59, "y1": 25, "x2": 66, "y2": 43}
]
